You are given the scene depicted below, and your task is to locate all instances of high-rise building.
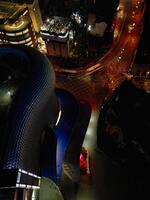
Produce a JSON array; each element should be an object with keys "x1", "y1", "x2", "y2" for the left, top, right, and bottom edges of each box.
[
  {"x1": 27, "y1": 0, "x2": 43, "y2": 32},
  {"x1": 5, "y1": 0, "x2": 43, "y2": 32},
  {"x1": 0, "y1": 0, "x2": 43, "y2": 46}
]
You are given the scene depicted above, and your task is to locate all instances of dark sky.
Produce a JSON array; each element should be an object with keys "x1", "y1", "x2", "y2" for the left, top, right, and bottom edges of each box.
[
  {"x1": 135, "y1": 0, "x2": 150, "y2": 64},
  {"x1": 39, "y1": 0, "x2": 119, "y2": 20}
]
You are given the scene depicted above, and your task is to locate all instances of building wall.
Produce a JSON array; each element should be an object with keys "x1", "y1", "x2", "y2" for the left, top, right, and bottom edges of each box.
[{"x1": 27, "y1": 0, "x2": 43, "y2": 32}]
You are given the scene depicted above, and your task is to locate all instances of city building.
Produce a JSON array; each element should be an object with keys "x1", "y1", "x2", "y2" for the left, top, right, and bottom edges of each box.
[
  {"x1": 0, "y1": 0, "x2": 42, "y2": 47},
  {"x1": 40, "y1": 16, "x2": 70, "y2": 57},
  {"x1": 0, "y1": 0, "x2": 149, "y2": 200},
  {"x1": 39, "y1": 0, "x2": 117, "y2": 67},
  {"x1": 27, "y1": 0, "x2": 43, "y2": 32},
  {"x1": 0, "y1": 45, "x2": 60, "y2": 199}
]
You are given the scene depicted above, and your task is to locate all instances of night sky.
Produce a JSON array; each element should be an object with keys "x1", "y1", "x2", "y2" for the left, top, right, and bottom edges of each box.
[
  {"x1": 135, "y1": 0, "x2": 150, "y2": 64},
  {"x1": 39, "y1": 0, "x2": 119, "y2": 22}
]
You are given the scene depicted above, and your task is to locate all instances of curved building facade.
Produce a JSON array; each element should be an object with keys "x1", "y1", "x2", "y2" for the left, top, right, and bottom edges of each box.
[
  {"x1": 0, "y1": 16, "x2": 36, "y2": 47},
  {"x1": 0, "y1": 44, "x2": 59, "y2": 172},
  {"x1": 0, "y1": 45, "x2": 59, "y2": 200}
]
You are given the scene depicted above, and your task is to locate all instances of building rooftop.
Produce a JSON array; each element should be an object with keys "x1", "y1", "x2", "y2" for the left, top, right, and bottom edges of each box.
[
  {"x1": 0, "y1": 1, "x2": 27, "y2": 24},
  {"x1": 0, "y1": 16, "x2": 31, "y2": 33}
]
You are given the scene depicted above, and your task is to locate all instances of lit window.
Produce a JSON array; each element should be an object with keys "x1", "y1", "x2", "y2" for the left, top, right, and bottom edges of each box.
[
  {"x1": 10, "y1": 41, "x2": 19, "y2": 44},
  {"x1": 26, "y1": 37, "x2": 32, "y2": 42},
  {"x1": 26, "y1": 41, "x2": 33, "y2": 46},
  {"x1": 18, "y1": 40, "x2": 26, "y2": 44},
  {"x1": 15, "y1": 32, "x2": 23, "y2": 36},
  {"x1": 6, "y1": 33, "x2": 16, "y2": 36},
  {"x1": 23, "y1": 29, "x2": 29, "y2": 34}
]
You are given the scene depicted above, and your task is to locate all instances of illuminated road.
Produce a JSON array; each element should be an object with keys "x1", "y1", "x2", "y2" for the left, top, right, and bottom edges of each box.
[
  {"x1": 55, "y1": 0, "x2": 145, "y2": 170},
  {"x1": 55, "y1": 0, "x2": 146, "y2": 199},
  {"x1": 55, "y1": 0, "x2": 146, "y2": 149},
  {"x1": 56, "y1": 0, "x2": 145, "y2": 91},
  {"x1": 56, "y1": 0, "x2": 145, "y2": 103}
]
